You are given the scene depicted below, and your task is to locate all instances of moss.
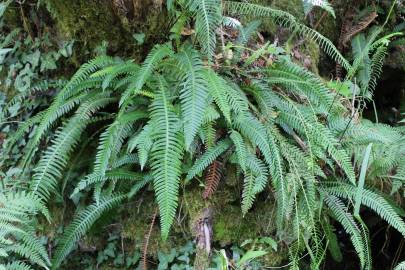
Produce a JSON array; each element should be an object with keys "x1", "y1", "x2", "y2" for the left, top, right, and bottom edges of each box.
[
  {"x1": 300, "y1": 37, "x2": 321, "y2": 73},
  {"x1": 194, "y1": 247, "x2": 210, "y2": 270},
  {"x1": 46, "y1": 0, "x2": 129, "y2": 54},
  {"x1": 121, "y1": 192, "x2": 186, "y2": 257},
  {"x1": 248, "y1": 0, "x2": 305, "y2": 36},
  {"x1": 45, "y1": 0, "x2": 168, "y2": 61}
]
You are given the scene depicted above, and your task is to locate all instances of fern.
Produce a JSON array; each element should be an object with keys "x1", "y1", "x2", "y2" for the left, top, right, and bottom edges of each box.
[
  {"x1": 203, "y1": 69, "x2": 232, "y2": 123},
  {"x1": 202, "y1": 160, "x2": 222, "y2": 199},
  {"x1": 187, "y1": 0, "x2": 222, "y2": 59},
  {"x1": 324, "y1": 194, "x2": 371, "y2": 269},
  {"x1": 323, "y1": 181, "x2": 405, "y2": 237},
  {"x1": 149, "y1": 77, "x2": 184, "y2": 239},
  {"x1": 30, "y1": 92, "x2": 115, "y2": 201},
  {"x1": 186, "y1": 139, "x2": 231, "y2": 181},
  {"x1": 128, "y1": 122, "x2": 155, "y2": 169},
  {"x1": 241, "y1": 153, "x2": 268, "y2": 215},
  {"x1": 119, "y1": 44, "x2": 173, "y2": 106},
  {"x1": 0, "y1": 192, "x2": 50, "y2": 269},
  {"x1": 51, "y1": 194, "x2": 125, "y2": 268},
  {"x1": 223, "y1": 1, "x2": 350, "y2": 70},
  {"x1": 176, "y1": 45, "x2": 209, "y2": 150}
]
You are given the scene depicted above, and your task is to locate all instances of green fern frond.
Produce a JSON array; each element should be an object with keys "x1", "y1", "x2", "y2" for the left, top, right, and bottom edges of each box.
[
  {"x1": 149, "y1": 77, "x2": 184, "y2": 239},
  {"x1": 51, "y1": 194, "x2": 125, "y2": 268},
  {"x1": 119, "y1": 44, "x2": 173, "y2": 106},
  {"x1": 203, "y1": 69, "x2": 232, "y2": 123},
  {"x1": 72, "y1": 170, "x2": 143, "y2": 197},
  {"x1": 4, "y1": 262, "x2": 34, "y2": 270},
  {"x1": 30, "y1": 92, "x2": 115, "y2": 201},
  {"x1": 324, "y1": 194, "x2": 370, "y2": 269},
  {"x1": 234, "y1": 113, "x2": 287, "y2": 227},
  {"x1": 241, "y1": 153, "x2": 268, "y2": 215},
  {"x1": 95, "y1": 110, "x2": 147, "y2": 174},
  {"x1": 186, "y1": 138, "x2": 231, "y2": 181},
  {"x1": 323, "y1": 181, "x2": 405, "y2": 237},
  {"x1": 224, "y1": 1, "x2": 350, "y2": 70},
  {"x1": 366, "y1": 45, "x2": 387, "y2": 95},
  {"x1": 128, "y1": 122, "x2": 155, "y2": 169},
  {"x1": 187, "y1": 0, "x2": 222, "y2": 59},
  {"x1": 0, "y1": 192, "x2": 50, "y2": 269},
  {"x1": 176, "y1": 46, "x2": 209, "y2": 150},
  {"x1": 230, "y1": 130, "x2": 247, "y2": 172},
  {"x1": 62, "y1": 55, "x2": 117, "y2": 100}
]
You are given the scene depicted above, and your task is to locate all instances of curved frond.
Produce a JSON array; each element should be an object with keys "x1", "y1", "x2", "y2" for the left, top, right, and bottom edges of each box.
[{"x1": 51, "y1": 195, "x2": 125, "y2": 268}]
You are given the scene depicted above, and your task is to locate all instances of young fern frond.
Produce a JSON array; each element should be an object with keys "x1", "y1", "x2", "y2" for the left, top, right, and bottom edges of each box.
[
  {"x1": 51, "y1": 194, "x2": 125, "y2": 269},
  {"x1": 149, "y1": 77, "x2": 184, "y2": 239}
]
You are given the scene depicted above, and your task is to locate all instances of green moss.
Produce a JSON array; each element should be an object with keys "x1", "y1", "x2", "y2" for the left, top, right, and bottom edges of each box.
[
  {"x1": 194, "y1": 247, "x2": 210, "y2": 270},
  {"x1": 47, "y1": 0, "x2": 129, "y2": 54},
  {"x1": 121, "y1": 192, "x2": 186, "y2": 257},
  {"x1": 248, "y1": 0, "x2": 305, "y2": 35}
]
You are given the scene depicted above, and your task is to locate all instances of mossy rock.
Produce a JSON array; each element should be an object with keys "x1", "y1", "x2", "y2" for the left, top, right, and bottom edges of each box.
[
  {"x1": 121, "y1": 192, "x2": 187, "y2": 257},
  {"x1": 45, "y1": 0, "x2": 168, "y2": 60},
  {"x1": 248, "y1": 0, "x2": 305, "y2": 37}
]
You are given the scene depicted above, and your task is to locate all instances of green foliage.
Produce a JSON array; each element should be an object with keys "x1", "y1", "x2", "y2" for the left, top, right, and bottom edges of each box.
[
  {"x1": 1, "y1": 1, "x2": 405, "y2": 269},
  {"x1": 52, "y1": 194, "x2": 125, "y2": 268},
  {"x1": 0, "y1": 191, "x2": 50, "y2": 269}
]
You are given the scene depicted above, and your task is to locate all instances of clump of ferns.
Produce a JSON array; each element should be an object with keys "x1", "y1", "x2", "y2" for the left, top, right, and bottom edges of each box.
[{"x1": 3, "y1": 0, "x2": 405, "y2": 269}]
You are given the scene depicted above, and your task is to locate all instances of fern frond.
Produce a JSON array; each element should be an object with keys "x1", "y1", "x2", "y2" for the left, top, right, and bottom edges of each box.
[
  {"x1": 203, "y1": 69, "x2": 232, "y2": 123},
  {"x1": 234, "y1": 113, "x2": 286, "y2": 223},
  {"x1": 176, "y1": 46, "x2": 209, "y2": 150},
  {"x1": 149, "y1": 77, "x2": 184, "y2": 239},
  {"x1": 72, "y1": 170, "x2": 143, "y2": 197},
  {"x1": 51, "y1": 195, "x2": 125, "y2": 268},
  {"x1": 186, "y1": 139, "x2": 231, "y2": 181},
  {"x1": 4, "y1": 262, "x2": 34, "y2": 270},
  {"x1": 324, "y1": 194, "x2": 370, "y2": 269},
  {"x1": 230, "y1": 130, "x2": 247, "y2": 172},
  {"x1": 94, "y1": 115, "x2": 140, "y2": 176},
  {"x1": 128, "y1": 122, "x2": 155, "y2": 169},
  {"x1": 241, "y1": 153, "x2": 268, "y2": 215},
  {"x1": 119, "y1": 44, "x2": 173, "y2": 106},
  {"x1": 30, "y1": 92, "x2": 115, "y2": 201},
  {"x1": 224, "y1": 1, "x2": 350, "y2": 70},
  {"x1": 202, "y1": 160, "x2": 222, "y2": 199},
  {"x1": 187, "y1": 0, "x2": 222, "y2": 59},
  {"x1": 0, "y1": 192, "x2": 50, "y2": 269},
  {"x1": 323, "y1": 181, "x2": 405, "y2": 237}
]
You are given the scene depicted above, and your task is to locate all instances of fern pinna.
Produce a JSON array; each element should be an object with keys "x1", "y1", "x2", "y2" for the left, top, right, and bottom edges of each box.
[{"x1": 2, "y1": 0, "x2": 405, "y2": 268}]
